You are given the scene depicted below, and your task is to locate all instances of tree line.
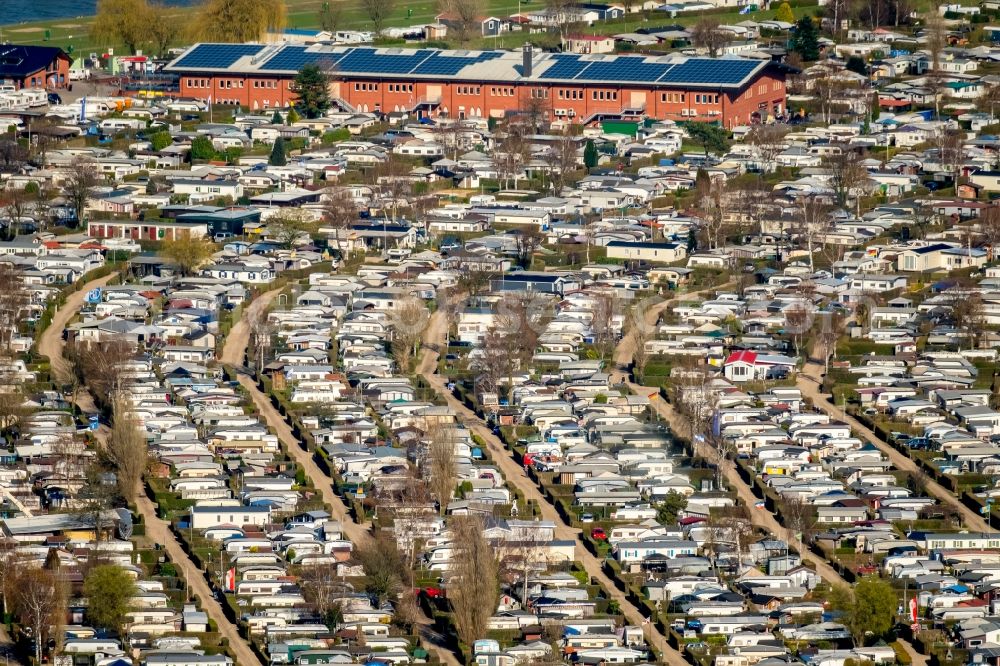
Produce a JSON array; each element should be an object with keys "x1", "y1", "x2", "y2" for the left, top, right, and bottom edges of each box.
[{"x1": 93, "y1": 0, "x2": 286, "y2": 55}]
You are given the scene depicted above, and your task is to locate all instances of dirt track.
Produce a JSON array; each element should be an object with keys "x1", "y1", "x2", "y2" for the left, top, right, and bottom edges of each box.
[{"x1": 37, "y1": 273, "x2": 262, "y2": 666}]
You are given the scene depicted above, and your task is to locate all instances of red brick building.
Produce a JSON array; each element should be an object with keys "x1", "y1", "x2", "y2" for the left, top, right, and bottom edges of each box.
[
  {"x1": 165, "y1": 43, "x2": 792, "y2": 127},
  {"x1": 0, "y1": 45, "x2": 72, "y2": 90}
]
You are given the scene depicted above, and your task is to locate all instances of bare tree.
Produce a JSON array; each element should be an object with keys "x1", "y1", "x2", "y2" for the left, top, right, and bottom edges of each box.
[
  {"x1": 795, "y1": 195, "x2": 831, "y2": 272},
  {"x1": 356, "y1": 532, "x2": 405, "y2": 604},
  {"x1": 698, "y1": 175, "x2": 729, "y2": 250},
  {"x1": 690, "y1": 17, "x2": 729, "y2": 57},
  {"x1": 438, "y1": 0, "x2": 486, "y2": 44},
  {"x1": 590, "y1": 291, "x2": 619, "y2": 360},
  {"x1": 493, "y1": 128, "x2": 530, "y2": 190},
  {"x1": 816, "y1": 310, "x2": 845, "y2": 374},
  {"x1": 3, "y1": 186, "x2": 31, "y2": 236},
  {"x1": 70, "y1": 337, "x2": 136, "y2": 407},
  {"x1": 449, "y1": 515, "x2": 500, "y2": 646},
  {"x1": 64, "y1": 158, "x2": 101, "y2": 228},
  {"x1": 267, "y1": 209, "x2": 318, "y2": 248},
  {"x1": 106, "y1": 396, "x2": 147, "y2": 503},
  {"x1": 425, "y1": 423, "x2": 456, "y2": 515},
  {"x1": 298, "y1": 560, "x2": 347, "y2": 627},
  {"x1": 322, "y1": 187, "x2": 358, "y2": 258},
  {"x1": 827, "y1": 148, "x2": 870, "y2": 211},
  {"x1": 75, "y1": 464, "x2": 119, "y2": 547},
  {"x1": 372, "y1": 157, "x2": 412, "y2": 226},
  {"x1": 785, "y1": 301, "x2": 813, "y2": 359},
  {"x1": 246, "y1": 297, "x2": 274, "y2": 372},
  {"x1": 746, "y1": 124, "x2": 789, "y2": 173},
  {"x1": 779, "y1": 494, "x2": 816, "y2": 543},
  {"x1": 0, "y1": 263, "x2": 29, "y2": 354},
  {"x1": 361, "y1": 0, "x2": 392, "y2": 34},
  {"x1": 952, "y1": 291, "x2": 985, "y2": 350},
  {"x1": 474, "y1": 294, "x2": 547, "y2": 400},
  {"x1": 389, "y1": 297, "x2": 429, "y2": 372},
  {"x1": 629, "y1": 306, "x2": 651, "y2": 381},
  {"x1": 980, "y1": 205, "x2": 1000, "y2": 261},
  {"x1": 13, "y1": 565, "x2": 66, "y2": 664},
  {"x1": 936, "y1": 128, "x2": 965, "y2": 190},
  {"x1": 924, "y1": 14, "x2": 948, "y2": 119},
  {"x1": 544, "y1": 132, "x2": 580, "y2": 195},
  {"x1": 513, "y1": 226, "x2": 545, "y2": 269},
  {"x1": 544, "y1": 0, "x2": 575, "y2": 39}
]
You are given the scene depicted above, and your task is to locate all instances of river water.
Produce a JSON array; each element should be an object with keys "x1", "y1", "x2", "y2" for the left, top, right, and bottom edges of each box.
[{"x1": 1, "y1": 0, "x2": 197, "y2": 25}]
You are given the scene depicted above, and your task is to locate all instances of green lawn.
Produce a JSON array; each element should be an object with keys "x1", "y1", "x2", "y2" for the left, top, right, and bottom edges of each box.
[{"x1": 2, "y1": 0, "x2": 820, "y2": 60}]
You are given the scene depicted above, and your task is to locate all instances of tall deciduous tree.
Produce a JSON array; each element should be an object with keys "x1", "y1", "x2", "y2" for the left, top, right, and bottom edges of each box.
[
  {"x1": 92, "y1": 0, "x2": 153, "y2": 54},
  {"x1": 83, "y1": 565, "x2": 137, "y2": 636},
  {"x1": 439, "y1": 0, "x2": 487, "y2": 44},
  {"x1": 293, "y1": 64, "x2": 332, "y2": 119},
  {"x1": 191, "y1": 0, "x2": 286, "y2": 42},
  {"x1": 449, "y1": 515, "x2": 500, "y2": 646},
  {"x1": 389, "y1": 297, "x2": 429, "y2": 371},
  {"x1": 298, "y1": 560, "x2": 346, "y2": 627},
  {"x1": 267, "y1": 210, "x2": 317, "y2": 248},
  {"x1": 70, "y1": 337, "x2": 137, "y2": 407},
  {"x1": 356, "y1": 532, "x2": 405, "y2": 604},
  {"x1": 425, "y1": 424, "x2": 456, "y2": 515},
  {"x1": 14, "y1": 566, "x2": 66, "y2": 664},
  {"x1": 106, "y1": 397, "x2": 148, "y2": 503},
  {"x1": 322, "y1": 188, "x2": 358, "y2": 257},
  {"x1": 160, "y1": 234, "x2": 215, "y2": 276},
  {"x1": 64, "y1": 158, "x2": 101, "y2": 227},
  {"x1": 148, "y1": 3, "x2": 180, "y2": 56},
  {"x1": 690, "y1": 17, "x2": 729, "y2": 57},
  {"x1": 836, "y1": 577, "x2": 897, "y2": 646},
  {"x1": 361, "y1": 0, "x2": 392, "y2": 35},
  {"x1": 318, "y1": 1, "x2": 343, "y2": 32},
  {"x1": 0, "y1": 263, "x2": 29, "y2": 355}
]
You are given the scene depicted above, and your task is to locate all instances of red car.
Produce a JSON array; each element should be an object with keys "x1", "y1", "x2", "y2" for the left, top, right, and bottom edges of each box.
[
  {"x1": 591, "y1": 527, "x2": 607, "y2": 541},
  {"x1": 420, "y1": 587, "x2": 444, "y2": 598}
]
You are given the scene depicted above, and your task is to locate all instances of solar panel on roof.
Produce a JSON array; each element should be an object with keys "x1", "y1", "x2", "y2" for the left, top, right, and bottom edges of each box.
[
  {"x1": 336, "y1": 48, "x2": 433, "y2": 74},
  {"x1": 173, "y1": 44, "x2": 265, "y2": 69},
  {"x1": 538, "y1": 54, "x2": 589, "y2": 80},
  {"x1": 657, "y1": 58, "x2": 760, "y2": 84},
  {"x1": 410, "y1": 50, "x2": 504, "y2": 76},
  {"x1": 575, "y1": 59, "x2": 673, "y2": 82}
]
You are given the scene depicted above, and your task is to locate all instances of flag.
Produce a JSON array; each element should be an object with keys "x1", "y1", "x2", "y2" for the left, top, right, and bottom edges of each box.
[{"x1": 225, "y1": 567, "x2": 236, "y2": 592}]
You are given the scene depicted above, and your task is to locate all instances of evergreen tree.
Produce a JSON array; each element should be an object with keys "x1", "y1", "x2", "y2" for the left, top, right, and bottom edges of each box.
[
  {"x1": 292, "y1": 64, "x2": 332, "y2": 119},
  {"x1": 269, "y1": 137, "x2": 287, "y2": 166},
  {"x1": 774, "y1": 2, "x2": 794, "y2": 22},
  {"x1": 287, "y1": 107, "x2": 300, "y2": 124},
  {"x1": 790, "y1": 15, "x2": 820, "y2": 61},
  {"x1": 271, "y1": 109, "x2": 283, "y2": 124},
  {"x1": 846, "y1": 56, "x2": 868, "y2": 76},
  {"x1": 583, "y1": 140, "x2": 598, "y2": 169}
]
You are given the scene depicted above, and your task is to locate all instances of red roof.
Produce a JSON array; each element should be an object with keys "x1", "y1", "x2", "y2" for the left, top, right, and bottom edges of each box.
[{"x1": 724, "y1": 350, "x2": 757, "y2": 365}]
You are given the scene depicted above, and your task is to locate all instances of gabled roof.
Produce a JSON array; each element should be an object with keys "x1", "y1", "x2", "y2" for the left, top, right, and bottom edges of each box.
[
  {"x1": 0, "y1": 45, "x2": 70, "y2": 79},
  {"x1": 725, "y1": 350, "x2": 758, "y2": 365}
]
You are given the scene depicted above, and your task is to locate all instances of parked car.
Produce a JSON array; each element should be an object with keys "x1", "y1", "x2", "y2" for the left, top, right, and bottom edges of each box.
[
  {"x1": 591, "y1": 527, "x2": 607, "y2": 541},
  {"x1": 580, "y1": 513, "x2": 595, "y2": 523}
]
